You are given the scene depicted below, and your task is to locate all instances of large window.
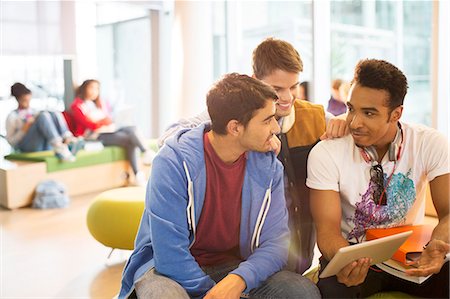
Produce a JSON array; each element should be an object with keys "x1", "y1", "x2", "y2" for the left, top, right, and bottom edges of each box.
[
  {"x1": 214, "y1": 1, "x2": 313, "y2": 82},
  {"x1": 0, "y1": 1, "x2": 67, "y2": 155},
  {"x1": 96, "y1": 3, "x2": 152, "y2": 137},
  {"x1": 330, "y1": 1, "x2": 397, "y2": 79},
  {"x1": 216, "y1": 0, "x2": 435, "y2": 126},
  {"x1": 331, "y1": 0, "x2": 432, "y2": 125},
  {"x1": 402, "y1": 1, "x2": 433, "y2": 125}
]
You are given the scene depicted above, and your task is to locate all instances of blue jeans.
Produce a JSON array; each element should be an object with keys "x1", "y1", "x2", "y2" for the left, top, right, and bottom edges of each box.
[
  {"x1": 134, "y1": 261, "x2": 320, "y2": 299},
  {"x1": 17, "y1": 111, "x2": 70, "y2": 152},
  {"x1": 246, "y1": 270, "x2": 320, "y2": 298}
]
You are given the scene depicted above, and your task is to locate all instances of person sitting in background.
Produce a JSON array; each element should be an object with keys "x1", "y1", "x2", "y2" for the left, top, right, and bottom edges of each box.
[
  {"x1": 298, "y1": 81, "x2": 309, "y2": 101},
  {"x1": 68, "y1": 79, "x2": 154, "y2": 186},
  {"x1": 5, "y1": 82, "x2": 79, "y2": 162},
  {"x1": 327, "y1": 78, "x2": 347, "y2": 116}
]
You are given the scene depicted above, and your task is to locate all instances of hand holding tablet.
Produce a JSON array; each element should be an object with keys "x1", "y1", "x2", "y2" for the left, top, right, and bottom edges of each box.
[{"x1": 320, "y1": 231, "x2": 413, "y2": 279}]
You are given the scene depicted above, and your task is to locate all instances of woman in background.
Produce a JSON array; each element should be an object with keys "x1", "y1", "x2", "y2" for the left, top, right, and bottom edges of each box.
[
  {"x1": 338, "y1": 81, "x2": 351, "y2": 105},
  {"x1": 326, "y1": 79, "x2": 347, "y2": 116},
  {"x1": 5, "y1": 82, "x2": 79, "y2": 162},
  {"x1": 298, "y1": 81, "x2": 309, "y2": 101},
  {"x1": 69, "y1": 79, "x2": 153, "y2": 186}
]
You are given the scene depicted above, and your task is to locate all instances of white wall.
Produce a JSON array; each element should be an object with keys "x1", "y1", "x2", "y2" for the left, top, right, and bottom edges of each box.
[
  {"x1": 171, "y1": 1, "x2": 214, "y2": 119},
  {"x1": 312, "y1": 0, "x2": 331, "y2": 107},
  {"x1": 73, "y1": 2, "x2": 98, "y2": 83}
]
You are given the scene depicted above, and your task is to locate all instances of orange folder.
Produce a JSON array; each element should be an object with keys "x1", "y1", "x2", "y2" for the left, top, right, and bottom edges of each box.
[{"x1": 366, "y1": 225, "x2": 435, "y2": 265}]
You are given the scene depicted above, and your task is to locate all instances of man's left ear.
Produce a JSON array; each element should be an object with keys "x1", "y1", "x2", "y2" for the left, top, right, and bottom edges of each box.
[
  {"x1": 390, "y1": 105, "x2": 403, "y2": 122},
  {"x1": 226, "y1": 119, "x2": 242, "y2": 136}
]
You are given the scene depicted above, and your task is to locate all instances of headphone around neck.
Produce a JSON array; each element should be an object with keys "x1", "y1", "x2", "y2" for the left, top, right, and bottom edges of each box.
[{"x1": 360, "y1": 124, "x2": 403, "y2": 163}]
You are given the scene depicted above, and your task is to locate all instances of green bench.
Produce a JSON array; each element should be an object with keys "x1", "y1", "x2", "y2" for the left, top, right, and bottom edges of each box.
[
  {"x1": 1, "y1": 139, "x2": 159, "y2": 209},
  {"x1": 1, "y1": 146, "x2": 131, "y2": 209},
  {"x1": 5, "y1": 146, "x2": 127, "y2": 172}
]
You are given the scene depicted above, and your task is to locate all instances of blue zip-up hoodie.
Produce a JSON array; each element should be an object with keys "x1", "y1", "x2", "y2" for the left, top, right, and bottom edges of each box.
[{"x1": 119, "y1": 124, "x2": 290, "y2": 298}]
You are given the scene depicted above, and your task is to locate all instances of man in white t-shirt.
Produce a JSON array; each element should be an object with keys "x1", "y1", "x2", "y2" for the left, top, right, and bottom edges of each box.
[{"x1": 307, "y1": 59, "x2": 449, "y2": 298}]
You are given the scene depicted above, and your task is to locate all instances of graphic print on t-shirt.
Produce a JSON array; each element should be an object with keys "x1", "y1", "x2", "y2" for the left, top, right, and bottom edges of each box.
[{"x1": 347, "y1": 169, "x2": 416, "y2": 241}]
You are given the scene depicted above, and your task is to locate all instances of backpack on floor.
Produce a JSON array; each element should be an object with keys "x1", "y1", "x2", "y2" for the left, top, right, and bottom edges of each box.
[{"x1": 32, "y1": 180, "x2": 70, "y2": 209}]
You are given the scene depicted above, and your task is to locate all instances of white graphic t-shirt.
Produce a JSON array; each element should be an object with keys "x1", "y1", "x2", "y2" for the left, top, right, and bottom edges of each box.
[{"x1": 306, "y1": 122, "x2": 449, "y2": 243}]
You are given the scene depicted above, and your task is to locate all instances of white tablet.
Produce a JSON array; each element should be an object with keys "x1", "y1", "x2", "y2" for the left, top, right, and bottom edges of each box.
[{"x1": 319, "y1": 230, "x2": 412, "y2": 279}]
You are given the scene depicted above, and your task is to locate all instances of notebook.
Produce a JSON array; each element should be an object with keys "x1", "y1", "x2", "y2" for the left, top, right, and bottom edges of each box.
[{"x1": 366, "y1": 225, "x2": 434, "y2": 265}]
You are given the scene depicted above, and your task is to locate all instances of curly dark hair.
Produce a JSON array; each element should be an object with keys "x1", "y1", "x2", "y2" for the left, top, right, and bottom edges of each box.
[
  {"x1": 352, "y1": 59, "x2": 408, "y2": 110},
  {"x1": 207, "y1": 73, "x2": 278, "y2": 135}
]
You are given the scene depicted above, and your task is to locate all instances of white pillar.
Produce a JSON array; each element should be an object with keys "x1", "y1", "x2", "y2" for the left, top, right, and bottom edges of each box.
[
  {"x1": 435, "y1": 0, "x2": 449, "y2": 137},
  {"x1": 312, "y1": 0, "x2": 331, "y2": 106},
  {"x1": 60, "y1": 1, "x2": 76, "y2": 56},
  {"x1": 363, "y1": 1, "x2": 376, "y2": 28},
  {"x1": 74, "y1": 2, "x2": 98, "y2": 83},
  {"x1": 172, "y1": 1, "x2": 214, "y2": 119},
  {"x1": 154, "y1": 4, "x2": 175, "y2": 136},
  {"x1": 395, "y1": 1, "x2": 404, "y2": 68}
]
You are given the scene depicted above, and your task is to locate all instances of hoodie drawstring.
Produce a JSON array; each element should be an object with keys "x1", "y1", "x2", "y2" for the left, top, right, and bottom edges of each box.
[
  {"x1": 183, "y1": 161, "x2": 196, "y2": 239},
  {"x1": 184, "y1": 160, "x2": 273, "y2": 253},
  {"x1": 251, "y1": 179, "x2": 273, "y2": 252}
]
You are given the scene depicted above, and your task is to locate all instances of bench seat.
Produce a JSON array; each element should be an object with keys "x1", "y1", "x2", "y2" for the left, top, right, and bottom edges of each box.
[
  {"x1": 5, "y1": 146, "x2": 127, "y2": 172},
  {"x1": 1, "y1": 147, "x2": 130, "y2": 209}
]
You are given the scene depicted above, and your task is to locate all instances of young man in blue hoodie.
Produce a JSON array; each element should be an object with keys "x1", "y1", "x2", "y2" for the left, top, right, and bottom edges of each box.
[{"x1": 119, "y1": 73, "x2": 320, "y2": 299}]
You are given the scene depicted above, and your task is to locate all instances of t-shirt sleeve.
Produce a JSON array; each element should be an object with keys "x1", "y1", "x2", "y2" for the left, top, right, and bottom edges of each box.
[
  {"x1": 421, "y1": 129, "x2": 450, "y2": 181},
  {"x1": 306, "y1": 141, "x2": 340, "y2": 192},
  {"x1": 5, "y1": 111, "x2": 25, "y2": 147}
]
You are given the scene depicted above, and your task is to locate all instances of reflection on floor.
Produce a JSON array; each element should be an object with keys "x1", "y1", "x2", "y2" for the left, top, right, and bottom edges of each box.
[
  {"x1": 1, "y1": 188, "x2": 438, "y2": 298},
  {"x1": 0, "y1": 191, "x2": 128, "y2": 298}
]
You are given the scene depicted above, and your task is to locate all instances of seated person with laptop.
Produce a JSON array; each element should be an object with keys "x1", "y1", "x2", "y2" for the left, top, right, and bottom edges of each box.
[
  {"x1": 6, "y1": 82, "x2": 81, "y2": 162},
  {"x1": 307, "y1": 59, "x2": 449, "y2": 298}
]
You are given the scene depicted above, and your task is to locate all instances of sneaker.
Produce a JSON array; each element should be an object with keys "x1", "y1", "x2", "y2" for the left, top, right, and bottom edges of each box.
[
  {"x1": 62, "y1": 131, "x2": 75, "y2": 141},
  {"x1": 54, "y1": 143, "x2": 76, "y2": 162},
  {"x1": 68, "y1": 137, "x2": 85, "y2": 155},
  {"x1": 142, "y1": 149, "x2": 157, "y2": 166},
  {"x1": 134, "y1": 171, "x2": 147, "y2": 187}
]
